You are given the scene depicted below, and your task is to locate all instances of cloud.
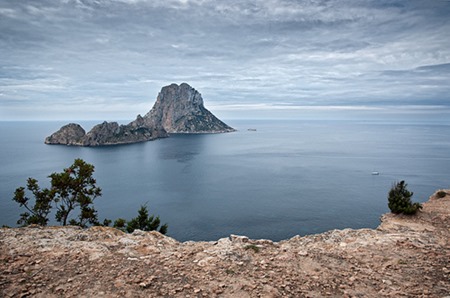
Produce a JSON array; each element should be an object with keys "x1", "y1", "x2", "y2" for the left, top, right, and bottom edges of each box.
[
  {"x1": 209, "y1": 102, "x2": 386, "y2": 111},
  {"x1": 0, "y1": 0, "x2": 449, "y2": 120}
]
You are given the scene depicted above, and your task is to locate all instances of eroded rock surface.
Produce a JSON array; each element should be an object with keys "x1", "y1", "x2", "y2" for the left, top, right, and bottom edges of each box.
[
  {"x1": 143, "y1": 83, "x2": 235, "y2": 133},
  {"x1": 44, "y1": 123, "x2": 86, "y2": 146},
  {"x1": 1, "y1": 190, "x2": 449, "y2": 297},
  {"x1": 45, "y1": 120, "x2": 166, "y2": 146},
  {"x1": 82, "y1": 120, "x2": 167, "y2": 146}
]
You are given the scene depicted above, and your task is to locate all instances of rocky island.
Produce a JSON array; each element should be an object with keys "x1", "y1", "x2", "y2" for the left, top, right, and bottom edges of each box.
[
  {"x1": 45, "y1": 83, "x2": 235, "y2": 146},
  {"x1": 1, "y1": 190, "x2": 449, "y2": 297}
]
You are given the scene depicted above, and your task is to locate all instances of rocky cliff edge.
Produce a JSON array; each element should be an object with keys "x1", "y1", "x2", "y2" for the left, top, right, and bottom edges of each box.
[{"x1": 1, "y1": 190, "x2": 449, "y2": 297}]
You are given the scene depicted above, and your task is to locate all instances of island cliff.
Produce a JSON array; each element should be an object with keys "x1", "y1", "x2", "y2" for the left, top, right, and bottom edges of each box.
[
  {"x1": 45, "y1": 83, "x2": 234, "y2": 146},
  {"x1": 143, "y1": 83, "x2": 234, "y2": 133},
  {"x1": 1, "y1": 190, "x2": 449, "y2": 297}
]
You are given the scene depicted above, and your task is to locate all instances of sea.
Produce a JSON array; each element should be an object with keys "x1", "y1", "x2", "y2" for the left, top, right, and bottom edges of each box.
[{"x1": 1, "y1": 119, "x2": 449, "y2": 242}]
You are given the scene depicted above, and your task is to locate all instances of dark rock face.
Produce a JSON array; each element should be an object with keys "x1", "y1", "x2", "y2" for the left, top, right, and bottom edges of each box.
[
  {"x1": 143, "y1": 83, "x2": 235, "y2": 133},
  {"x1": 45, "y1": 83, "x2": 233, "y2": 146},
  {"x1": 45, "y1": 120, "x2": 167, "y2": 146},
  {"x1": 81, "y1": 121, "x2": 166, "y2": 146},
  {"x1": 45, "y1": 123, "x2": 86, "y2": 145}
]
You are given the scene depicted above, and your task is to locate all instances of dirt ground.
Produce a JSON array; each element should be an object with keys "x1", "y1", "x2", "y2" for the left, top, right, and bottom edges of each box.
[{"x1": 1, "y1": 190, "x2": 449, "y2": 297}]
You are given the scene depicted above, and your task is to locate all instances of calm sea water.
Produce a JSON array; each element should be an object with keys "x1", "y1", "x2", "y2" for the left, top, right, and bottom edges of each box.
[{"x1": 0, "y1": 120, "x2": 449, "y2": 241}]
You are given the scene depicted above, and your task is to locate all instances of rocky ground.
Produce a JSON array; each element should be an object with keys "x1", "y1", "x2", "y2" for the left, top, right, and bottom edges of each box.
[{"x1": 1, "y1": 190, "x2": 449, "y2": 297}]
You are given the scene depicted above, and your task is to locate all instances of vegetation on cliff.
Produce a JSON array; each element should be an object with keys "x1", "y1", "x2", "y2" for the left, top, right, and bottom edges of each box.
[
  {"x1": 113, "y1": 205, "x2": 168, "y2": 235},
  {"x1": 13, "y1": 159, "x2": 101, "y2": 227},
  {"x1": 387, "y1": 180, "x2": 422, "y2": 215},
  {"x1": 12, "y1": 159, "x2": 167, "y2": 234}
]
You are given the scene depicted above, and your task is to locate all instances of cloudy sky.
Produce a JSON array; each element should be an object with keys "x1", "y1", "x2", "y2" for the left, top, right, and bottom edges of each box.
[{"x1": 1, "y1": 0, "x2": 450, "y2": 120}]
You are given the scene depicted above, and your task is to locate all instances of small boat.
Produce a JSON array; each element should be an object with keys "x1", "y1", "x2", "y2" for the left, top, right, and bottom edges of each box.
[
  {"x1": 371, "y1": 171, "x2": 380, "y2": 175},
  {"x1": 247, "y1": 128, "x2": 257, "y2": 131}
]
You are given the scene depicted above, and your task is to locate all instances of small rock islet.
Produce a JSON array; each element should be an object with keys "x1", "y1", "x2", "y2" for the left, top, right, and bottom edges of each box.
[{"x1": 45, "y1": 83, "x2": 234, "y2": 146}]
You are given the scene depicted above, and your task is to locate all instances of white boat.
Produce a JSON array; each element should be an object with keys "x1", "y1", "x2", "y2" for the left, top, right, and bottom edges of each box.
[{"x1": 371, "y1": 171, "x2": 380, "y2": 175}]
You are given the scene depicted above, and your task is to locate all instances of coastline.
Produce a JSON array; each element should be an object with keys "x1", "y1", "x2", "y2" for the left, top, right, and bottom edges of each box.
[{"x1": 1, "y1": 190, "x2": 448, "y2": 297}]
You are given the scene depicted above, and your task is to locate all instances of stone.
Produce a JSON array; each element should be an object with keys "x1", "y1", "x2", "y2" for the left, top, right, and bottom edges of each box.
[
  {"x1": 230, "y1": 234, "x2": 249, "y2": 243},
  {"x1": 297, "y1": 250, "x2": 308, "y2": 256}
]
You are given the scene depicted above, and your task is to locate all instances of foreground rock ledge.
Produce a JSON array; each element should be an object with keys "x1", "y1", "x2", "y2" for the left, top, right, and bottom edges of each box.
[{"x1": 1, "y1": 191, "x2": 449, "y2": 297}]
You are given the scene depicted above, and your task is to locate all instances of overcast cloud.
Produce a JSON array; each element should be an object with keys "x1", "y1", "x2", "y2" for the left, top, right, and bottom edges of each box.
[{"x1": 1, "y1": 0, "x2": 450, "y2": 120}]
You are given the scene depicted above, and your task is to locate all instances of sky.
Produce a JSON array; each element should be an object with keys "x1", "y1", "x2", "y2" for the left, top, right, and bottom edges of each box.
[{"x1": 1, "y1": 0, "x2": 450, "y2": 121}]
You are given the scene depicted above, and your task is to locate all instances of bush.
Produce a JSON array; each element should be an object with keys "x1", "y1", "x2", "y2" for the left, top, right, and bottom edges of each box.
[
  {"x1": 13, "y1": 178, "x2": 53, "y2": 226},
  {"x1": 113, "y1": 205, "x2": 168, "y2": 235},
  {"x1": 11, "y1": 159, "x2": 168, "y2": 234},
  {"x1": 388, "y1": 181, "x2": 422, "y2": 215},
  {"x1": 50, "y1": 159, "x2": 102, "y2": 227},
  {"x1": 12, "y1": 159, "x2": 102, "y2": 227},
  {"x1": 436, "y1": 191, "x2": 447, "y2": 199},
  {"x1": 113, "y1": 218, "x2": 127, "y2": 231}
]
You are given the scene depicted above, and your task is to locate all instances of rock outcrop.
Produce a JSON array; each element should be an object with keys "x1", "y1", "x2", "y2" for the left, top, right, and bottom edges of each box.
[
  {"x1": 143, "y1": 83, "x2": 235, "y2": 133},
  {"x1": 45, "y1": 83, "x2": 234, "y2": 146},
  {"x1": 44, "y1": 123, "x2": 86, "y2": 146},
  {"x1": 82, "y1": 120, "x2": 167, "y2": 146},
  {"x1": 45, "y1": 119, "x2": 167, "y2": 146},
  {"x1": 1, "y1": 190, "x2": 449, "y2": 297}
]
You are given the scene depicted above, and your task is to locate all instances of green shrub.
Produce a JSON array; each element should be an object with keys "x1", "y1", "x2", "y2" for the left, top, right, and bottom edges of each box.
[
  {"x1": 101, "y1": 218, "x2": 112, "y2": 227},
  {"x1": 113, "y1": 218, "x2": 127, "y2": 231},
  {"x1": 388, "y1": 181, "x2": 422, "y2": 215},
  {"x1": 10, "y1": 159, "x2": 168, "y2": 234},
  {"x1": 13, "y1": 178, "x2": 53, "y2": 226},
  {"x1": 436, "y1": 191, "x2": 447, "y2": 198},
  {"x1": 113, "y1": 205, "x2": 168, "y2": 234},
  {"x1": 12, "y1": 159, "x2": 101, "y2": 227}
]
